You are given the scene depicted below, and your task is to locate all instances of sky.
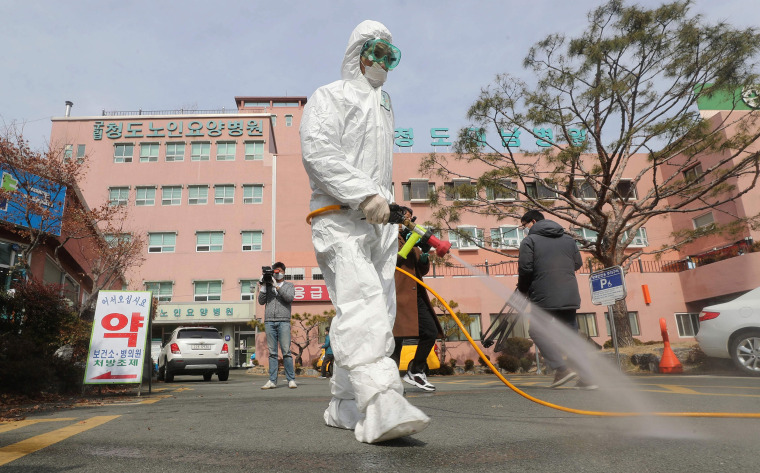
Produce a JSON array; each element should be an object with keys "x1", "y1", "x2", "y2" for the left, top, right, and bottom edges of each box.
[{"x1": 1, "y1": 0, "x2": 757, "y2": 152}]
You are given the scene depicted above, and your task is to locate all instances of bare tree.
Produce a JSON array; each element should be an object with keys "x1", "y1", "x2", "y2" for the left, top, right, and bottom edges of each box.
[
  {"x1": 290, "y1": 309, "x2": 334, "y2": 366},
  {"x1": 422, "y1": 0, "x2": 760, "y2": 346},
  {"x1": 431, "y1": 298, "x2": 473, "y2": 364}
]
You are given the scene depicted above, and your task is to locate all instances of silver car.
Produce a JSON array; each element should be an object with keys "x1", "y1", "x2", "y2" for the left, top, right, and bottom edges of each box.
[
  {"x1": 696, "y1": 287, "x2": 760, "y2": 376},
  {"x1": 158, "y1": 327, "x2": 230, "y2": 382}
]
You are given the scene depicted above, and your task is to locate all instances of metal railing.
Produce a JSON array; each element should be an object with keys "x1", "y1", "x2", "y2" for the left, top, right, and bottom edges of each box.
[{"x1": 102, "y1": 108, "x2": 234, "y2": 117}]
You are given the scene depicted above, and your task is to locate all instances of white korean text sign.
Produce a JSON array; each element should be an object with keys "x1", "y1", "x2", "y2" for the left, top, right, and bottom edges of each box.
[
  {"x1": 83, "y1": 291, "x2": 152, "y2": 384},
  {"x1": 589, "y1": 266, "x2": 627, "y2": 306}
]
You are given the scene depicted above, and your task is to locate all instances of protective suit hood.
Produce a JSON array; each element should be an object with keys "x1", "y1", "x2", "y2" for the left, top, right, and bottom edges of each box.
[{"x1": 340, "y1": 20, "x2": 393, "y2": 83}]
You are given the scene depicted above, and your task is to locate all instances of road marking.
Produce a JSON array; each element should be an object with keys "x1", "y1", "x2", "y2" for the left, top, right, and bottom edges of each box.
[
  {"x1": 0, "y1": 418, "x2": 77, "y2": 434},
  {"x1": 652, "y1": 384, "x2": 700, "y2": 394},
  {"x1": 0, "y1": 415, "x2": 119, "y2": 466}
]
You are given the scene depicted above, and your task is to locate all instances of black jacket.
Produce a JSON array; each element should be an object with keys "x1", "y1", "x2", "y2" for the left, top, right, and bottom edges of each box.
[{"x1": 517, "y1": 219, "x2": 583, "y2": 310}]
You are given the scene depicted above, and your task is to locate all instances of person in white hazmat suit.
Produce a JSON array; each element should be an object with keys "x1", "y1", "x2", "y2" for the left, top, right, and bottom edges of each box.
[{"x1": 300, "y1": 20, "x2": 430, "y2": 443}]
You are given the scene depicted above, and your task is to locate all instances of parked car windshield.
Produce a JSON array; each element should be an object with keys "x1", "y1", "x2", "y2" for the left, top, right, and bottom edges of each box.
[{"x1": 177, "y1": 329, "x2": 222, "y2": 339}]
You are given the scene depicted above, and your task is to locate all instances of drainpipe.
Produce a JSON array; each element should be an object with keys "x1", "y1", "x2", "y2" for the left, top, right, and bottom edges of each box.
[{"x1": 271, "y1": 154, "x2": 277, "y2": 265}]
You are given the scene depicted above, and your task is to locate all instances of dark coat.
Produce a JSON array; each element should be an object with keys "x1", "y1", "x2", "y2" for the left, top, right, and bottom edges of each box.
[
  {"x1": 517, "y1": 219, "x2": 583, "y2": 310},
  {"x1": 393, "y1": 235, "x2": 444, "y2": 338}
]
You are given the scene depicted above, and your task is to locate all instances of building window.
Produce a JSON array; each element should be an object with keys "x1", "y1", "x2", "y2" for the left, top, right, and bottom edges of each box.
[
  {"x1": 486, "y1": 179, "x2": 516, "y2": 201},
  {"x1": 196, "y1": 231, "x2": 224, "y2": 252},
  {"x1": 188, "y1": 185, "x2": 208, "y2": 205},
  {"x1": 605, "y1": 312, "x2": 640, "y2": 336},
  {"x1": 402, "y1": 179, "x2": 435, "y2": 202},
  {"x1": 166, "y1": 142, "x2": 185, "y2": 162},
  {"x1": 683, "y1": 163, "x2": 704, "y2": 184},
  {"x1": 63, "y1": 144, "x2": 73, "y2": 163},
  {"x1": 490, "y1": 226, "x2": 522, "y2": 249},
  {"x1": 243, "y1": 184, "x2": 264, "y2": 204},
  {"x1": 216, "y1": 142, "x2": 236, "y2": 161},
  {"x1": 444, "y1": 179, "x2": 476, "y2": 201},
  {"x1": 445, "y1": 314, "x2": 481, "y2": 341},
  {"x1": 104, "y1": 233, "x2": 132, "y2": 248},
  {"x1": 214, "y1": 185, "x2": 234, "y2": 204},
  {"x1": 191, "y1": 142, "x2": 211, "y2": 161},
  {"x1": 675, "y1": 313, "x2": 700, "y2": 337},
  {"x1": 573, "y1": 227, "x2": 599, "y2": 245},
  {"x1": 148, "y1": 232, "x2": 176, "y2": 253},
  {"x1": 693, "y1": 212, "x2": 714, "y2": 229},
  {"x1": 284, "y1": 267, "x2": 305, "y2": 281},
  {"x1": 271, "y1": 116, "x2": 277, "y2": 127},
  {"x1": 573, "y1": 180, "x2": 596, "y2": 200},
  {"x1": 194, "y1": 280, "x2": 222, "y2": 301},
  {"x1": 135, "y1": 186, "x2": 156, "y2": 206},
  {"x1": 241, "y1": 280, "x2": 257, "y2": 300},
  {"x1": 311, "y1": 268, "x2": 324, "y2": 280},
  {"x1": 161, "y1": 186, "x2": 182, "y2": 206},
  {"x1": 244, "y1": 141, "x2": 264, "y2": 161},
  {"x1": 285, "y1": 114, "x2": 293, "y2": 127},
  {"x1": 108, "y1": 187, "x2": 129, "y2": 206},
  {"x1": 145, "y1": 281, "x2": 173, "y2": 302},
  {"x1": 526, "y1": 181, "x2": 558, "y2": 200},
  {"x1": 615, "y1": 180, "x2": 638, "y2": 200},
  {"x1": 140, "y1": 143, "x2": 159, "y2": 162},
  {"x1": 577, "y1": 313, "x2": 598, "y2": 337},
  {"x1": 76, "y1": 144, "x2": 86, "y2": 164},
  {"x1": 241, "y1": 231, "x2": 263, "y2": 251},
  {"x1": 114, "y1": 143, "x2": 134, "y2": 163},
  {"x1": 449, "y1": 226, "x2": 484, "y2": 250},
  {"x1": 622, "y1": 227, "x2": 648, "y2": 247}
]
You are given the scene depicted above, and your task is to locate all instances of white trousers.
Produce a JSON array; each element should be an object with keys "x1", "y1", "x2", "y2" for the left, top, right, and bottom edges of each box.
[{"x1": 312, "y1": 211, "x2": 429, "y2": 443}]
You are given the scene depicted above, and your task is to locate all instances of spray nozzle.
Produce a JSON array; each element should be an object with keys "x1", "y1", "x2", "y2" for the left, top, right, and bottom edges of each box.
[{"x1": 398, "y1": 221, "x2": 452, "y2": 258}]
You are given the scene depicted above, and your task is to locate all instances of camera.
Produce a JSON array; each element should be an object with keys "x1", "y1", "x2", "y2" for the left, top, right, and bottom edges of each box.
[{"x1": 261, "y1": 266, "x2": 274, "y2": 284}]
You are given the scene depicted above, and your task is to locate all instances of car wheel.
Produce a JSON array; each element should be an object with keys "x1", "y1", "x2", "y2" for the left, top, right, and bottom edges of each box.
[
  {"x1": 203, "y1": 373, "x2": 212, "y2": 381},
  {"x1": 157, "y1": 363, "x2": 165, "y2": 381},
  {"x1": 165, "y1": 368, "x2": 174, "y2": 383},
  {"x1": 218, "y1": 370, "x2": 229, "y2": 381},
  {"x1": 729, "y1": 329, "x2": 760, "y2": 376}
]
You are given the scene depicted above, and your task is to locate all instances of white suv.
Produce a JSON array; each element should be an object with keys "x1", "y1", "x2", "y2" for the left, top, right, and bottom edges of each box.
[{"x1": 158, "y1": 327, "x2": 230, "y2": 382}]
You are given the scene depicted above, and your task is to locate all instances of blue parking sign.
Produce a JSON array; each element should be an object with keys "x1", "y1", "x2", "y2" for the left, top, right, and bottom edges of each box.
[{"x1": 589, "y1": 266, "x2": 627, "y2": 305}]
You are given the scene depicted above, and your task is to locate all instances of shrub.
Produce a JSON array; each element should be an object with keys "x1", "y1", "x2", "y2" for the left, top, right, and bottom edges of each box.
[
  {"x1": 496, "y1": 354, "x2": 520, "y2": 372},
  {"x1": 464, "y1": 359, "x2": 475, "y2": 371},
  {"x1": 448, "y1": 358, "x2": 457, "y2": 368},
  {"x1": 519, "y1": 357, "x2": 533, "y2": 372},
  {"x1": 435, "y1": 363, "x2": 455, "y2": 375},
  {"x1": 478, "y1": 354, "x2": 490, "y2": 367},
  {"x1": 500, "y1": 337, "x2": 534, "y2": 359}
]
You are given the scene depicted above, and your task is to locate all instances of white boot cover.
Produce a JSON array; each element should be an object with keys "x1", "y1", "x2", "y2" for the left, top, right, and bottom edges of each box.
[
  {"x1": 354, "y1": 389, "x2": 430, "y2": 443},
  {"x1": 323, "y1": 398, "x2": 364, "y2": 430}
]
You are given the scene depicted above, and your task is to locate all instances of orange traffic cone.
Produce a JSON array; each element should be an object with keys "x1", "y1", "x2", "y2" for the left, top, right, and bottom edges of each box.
[{"x1": 659, "y1": 318, "x2": 683, "y2": 373}]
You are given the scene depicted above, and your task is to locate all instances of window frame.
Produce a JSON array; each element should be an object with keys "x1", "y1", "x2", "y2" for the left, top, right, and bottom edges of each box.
[
  {"x1": 402, "y1": 179, "x2": 435, "y2": 202},
  {"x1": 244, "y1": 141, "x2": 264, "y2": 161},
  {"x1": 148, "y1": 232, "x2": 176, "y2": 253},
  {"x1": 243, "y1": 184, "x2": 264, "y2": 204},
  {"x1": 693, "y1": 212, "x2": 715, "y2": 229},
  {"x1": 145, "y1": 281, "x2": 173, "y2": 302},
  {"x1": 450, "y1": 226, "x2": 484, "y2": 250},
  {"x1": 194, "y1": 280, "x2": 222, "y2": 301},
  {"x1": 196, "y1": 231, "x2": 224, "y2": 252},
  {"x1": 577, "y1": 313, "x2": 598, "y2": 337},
  {"x1": 444, "y1": 178, "x2": 476, "y2": 201},
  {"x1": 486, "y1": 179, "x2": 517, "y2": 201},
  {"x1": 188, "y1": 185, "x2": 209, "y2": 205},
  {"x1": 490, "y1": 226, "x2": 523, "y2": 249},
  {"x1": 113, "y1": 143, "x2": 134, "y2": 163},
  {"x1": 675, "y1": 313, "x2": 700, "y2": 337},
  {"x1": 216, "y1": 141, "x2": 236, "y2": 161},
  {"x1": 161, "y1": 186, "x2": 182, "y2": 206},
  {"x1": 191, "y1": 142, "x2": 211, "y2": 161},
  {"x1": 241, "y1": 230, "x2": 263, "y2": 251},
  {"x1": 135, "y1": 186, "x2": 156, "y2": 206},
  {"x1": 240, "y1": 279, "x2": 257, "y2": 301},
  {"x1": 165, "y1": 142, "x2": 185, "y2": 162},
  {"x1": 214, "y1": 185, "x2": 235, "y2": 204},
  {"x1": 108, "y1": 187, "x2": 129, "y2": 206},
  {"x1": 526, "y1": 181, "x2": 558, "y2": 200},
  {"x1": 139, "y1": 142, "x2": 160, "y2": 162}
]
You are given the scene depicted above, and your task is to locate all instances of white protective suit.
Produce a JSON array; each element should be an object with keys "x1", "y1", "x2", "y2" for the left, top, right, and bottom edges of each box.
[{"x1": 300, "y1": 20, "x2": 430, "y2": 443}]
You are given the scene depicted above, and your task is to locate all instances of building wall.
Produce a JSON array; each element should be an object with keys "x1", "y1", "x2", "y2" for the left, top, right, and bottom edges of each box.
[{"x1": 49, "y1": 97, "x2": 760, "y2": 370}]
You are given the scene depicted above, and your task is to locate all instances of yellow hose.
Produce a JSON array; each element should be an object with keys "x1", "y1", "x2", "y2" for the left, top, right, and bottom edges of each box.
[
  {"x1": 306, "y1": 205, "x2": 344, "y2": 225},
  {"x1": 395, "y1": 266, "x2": 760, "y2": 418}
]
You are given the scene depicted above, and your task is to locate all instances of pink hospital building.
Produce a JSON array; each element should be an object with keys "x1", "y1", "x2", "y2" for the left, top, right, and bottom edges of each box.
[{"x1": 48, "y1": 94, "x2": 760, "y2": 369}]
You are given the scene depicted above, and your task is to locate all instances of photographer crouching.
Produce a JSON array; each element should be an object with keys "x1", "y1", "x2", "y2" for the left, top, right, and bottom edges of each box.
[{"x1": 257, "y1": 262, "x2": 297, "y2": 389}]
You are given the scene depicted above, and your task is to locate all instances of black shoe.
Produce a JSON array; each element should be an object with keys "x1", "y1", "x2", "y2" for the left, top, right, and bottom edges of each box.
[{"x1": 549, "y1": 368, "x2": 578, "y2": 388}]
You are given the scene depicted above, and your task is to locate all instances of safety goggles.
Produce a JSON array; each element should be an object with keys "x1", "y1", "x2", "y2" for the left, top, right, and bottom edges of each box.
[{"x1": 361, "y1": 38, "x2": 401, "y2": 70}]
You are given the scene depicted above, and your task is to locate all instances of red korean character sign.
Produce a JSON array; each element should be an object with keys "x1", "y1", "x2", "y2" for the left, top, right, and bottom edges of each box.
[{"x1": 84, "y1": 291, "x2": 152, "y2": 384}]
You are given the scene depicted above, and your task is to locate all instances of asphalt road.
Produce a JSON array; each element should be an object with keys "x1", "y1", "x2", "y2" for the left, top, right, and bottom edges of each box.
[{"x1": 1, "y1": 370, "x2": 759, "y2": 472}]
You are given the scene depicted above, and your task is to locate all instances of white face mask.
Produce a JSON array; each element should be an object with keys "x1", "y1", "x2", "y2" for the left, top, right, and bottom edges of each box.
[
  {"x1": 363, "y1": 62, "x2": 387, "y2": 88},
  {"x1": 274, "y1": 272, "x2": 285, "y2": 281}
]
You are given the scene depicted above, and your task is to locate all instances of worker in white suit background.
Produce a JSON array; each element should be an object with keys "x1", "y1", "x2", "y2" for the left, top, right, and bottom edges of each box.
[{"x1": 300, "y1": 20, "x2": 430, "y2": 443}]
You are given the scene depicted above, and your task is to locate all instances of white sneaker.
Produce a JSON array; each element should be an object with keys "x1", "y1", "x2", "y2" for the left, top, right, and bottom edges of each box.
[
  {"x1": 417, "y1": 372, "x2": 436, "y2": 391},
  {"x1": 403, "y1": 372, "x2": 435, "y2": 392},
  {"x1": 261, "y1": 380, "x2": 276, "y2": 389},
  {"x1": 288, "y1": 380, "x2": 298, "y2": 389}
]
